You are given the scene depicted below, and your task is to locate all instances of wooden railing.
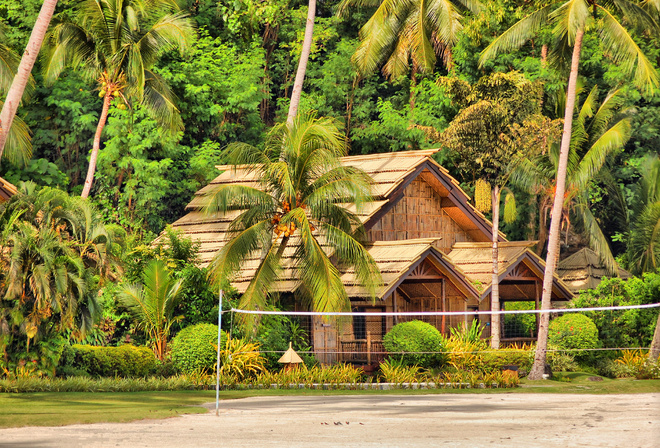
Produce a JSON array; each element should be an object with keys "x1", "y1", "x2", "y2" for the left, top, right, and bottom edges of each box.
[{"x1": 339, "y1": 338, "x2": 385, "y2": 365}]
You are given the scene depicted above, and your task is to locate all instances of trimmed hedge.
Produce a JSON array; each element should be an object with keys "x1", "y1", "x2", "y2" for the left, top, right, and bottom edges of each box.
[
  {"x1": 383, "y1": 320, "x2": 446, "y2": 368},
  {"x1": 170, "y1": 323, "x2": 227, "y2": 374},
  {"x1": 67, "y1": 345, "x2": 157, "y2": 377}
]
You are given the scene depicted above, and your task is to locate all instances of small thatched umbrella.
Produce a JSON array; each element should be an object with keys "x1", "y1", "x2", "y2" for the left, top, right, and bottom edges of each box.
[{"x1": 278, "y1": 342, "x2": 303, "y2": 371}]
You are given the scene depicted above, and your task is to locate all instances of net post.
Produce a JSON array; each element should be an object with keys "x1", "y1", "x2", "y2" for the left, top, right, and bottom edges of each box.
[{"x1": 215, "y1": 289, "x2": 223, "y2": 417}]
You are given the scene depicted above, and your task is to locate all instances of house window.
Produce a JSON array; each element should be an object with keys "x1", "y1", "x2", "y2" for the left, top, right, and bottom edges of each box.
[{"x1": 353, "y1": 307, "x2": 366, "y2": 340}]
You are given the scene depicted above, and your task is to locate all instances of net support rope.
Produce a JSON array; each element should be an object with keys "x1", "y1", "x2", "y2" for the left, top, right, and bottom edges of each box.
[{"x1": 226, "y1": 302, "x2": 660, "y2": 317}]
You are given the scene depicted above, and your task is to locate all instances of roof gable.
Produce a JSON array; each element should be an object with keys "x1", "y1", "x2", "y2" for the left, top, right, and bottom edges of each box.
[
  {"x1": 447, "y1": 242, "x2": 573, "y2": 301},
  {"x1": 0, "y1": 177, "x2": 17, "y2": 203}
]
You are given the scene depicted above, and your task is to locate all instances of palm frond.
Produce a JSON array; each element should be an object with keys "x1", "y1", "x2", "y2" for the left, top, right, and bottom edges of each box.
[
  {"x1": 550, "y1": 0, "x2": 590, "y2": 45},
  {"x1": 294, "y1": 210, "x2": 349, "y2": 313},
  {"x1": 572, "y1": 118, "x2": 631, "y2": 191},
  {"x1": 0, "y1": 105, "x2": 32, "y2": 166},
  {"x1": 479, "y1": 4, "x2": 556, "y2": 66},
  {"x1": 575, "y1": 198, "x2": 619, "y2": 274},
  {"x1": 142, "y1": 69, "x2": 183, "y2": 134},
  {"x1": 628, "y1": 202, "x2": 660, "y2": 274},
  {"x1": 207, "y1": 218, "x2": 273, "y2": 287},
  {"x1": 598, "y1": 5, "x2": 660, "y2": 95}
]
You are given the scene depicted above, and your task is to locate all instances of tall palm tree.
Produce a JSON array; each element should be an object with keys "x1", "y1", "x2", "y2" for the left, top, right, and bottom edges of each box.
[
  {"x1": 513, "y1": 86, "x2": 633, "y2": 273},
  {"x1": 118, "y1": 259, "x2": 183, "y2": 360},
  {"x1": 43, "y1": 0, "x2": 195, "y2": 198},
  {"x1": 479, "y1": 0, "x2": 659, "y2": 380},
  {"x1": 0, "y1": 25, "x2": 34, "y2": 166},
  {"x1": 0, "y1": 0, "x2": 57, "y2": 160},
  {"x1": 205, "y1": 115, "x2": 381, "y2": 322},
  {"x1": 338, "y1": 0, "x2": 482, "y2": 80},
  {"x1": 288, "y1": 0, "x2": 317, "y2": 124}
]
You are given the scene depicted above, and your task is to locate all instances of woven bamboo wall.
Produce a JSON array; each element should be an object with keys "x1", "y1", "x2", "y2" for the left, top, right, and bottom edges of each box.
[{"x1": 366, "y1": 177, "x2": 474, "y2": 253}]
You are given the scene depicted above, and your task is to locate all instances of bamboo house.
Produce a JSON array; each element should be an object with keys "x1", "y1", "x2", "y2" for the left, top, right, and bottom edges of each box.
[{"x1": 171, "y1": 150, "x2": 573, "y2": 364}]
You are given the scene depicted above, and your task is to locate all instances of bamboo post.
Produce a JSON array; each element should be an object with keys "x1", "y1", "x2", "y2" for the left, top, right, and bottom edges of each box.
[
  {"x1": 367, "y1": 331, "x2": 372, "y2": 365},
  {"x1": 441, "y1": 279, "x2": 446, "y2": 335},
  {"x1": 215, "y1": 289, "x2": 223, "y2": 417}
]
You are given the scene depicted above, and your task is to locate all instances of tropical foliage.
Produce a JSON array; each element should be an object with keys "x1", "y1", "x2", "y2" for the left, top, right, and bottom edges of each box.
[{"x1": 118, "y1": 259, "x2": 184, "y2": 360}]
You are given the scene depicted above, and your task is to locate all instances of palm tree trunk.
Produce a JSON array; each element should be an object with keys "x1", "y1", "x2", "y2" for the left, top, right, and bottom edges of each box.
[
  {"x1": 287, "y1": 0, "x2": 316, "y2": 125},
  {"x1": 528, "y1": 28, "x2": 584, "y2": 381},
  {"x1": 0, "y1": 0, "x2": 59, "y2": 160},
  {"x1": 649, "y1": 312, "x2": 660, "y2": 362},
  {"x1": 490, "y1": 185, "x2": 501, "y2": 349},
  {"x1": 81, "y1": 92, "x2": 112, "y2": 198}
]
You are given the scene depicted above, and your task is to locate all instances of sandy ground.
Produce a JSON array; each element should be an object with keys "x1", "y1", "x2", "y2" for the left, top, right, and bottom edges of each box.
[{"x1": 1, "y1": 393, "x2": 659, "y2": 448}]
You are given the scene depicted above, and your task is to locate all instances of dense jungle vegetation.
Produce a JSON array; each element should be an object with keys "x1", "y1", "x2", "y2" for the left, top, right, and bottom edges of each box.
[{"x1": 0, "y1": 0, "x2": 659, "y2": 380}]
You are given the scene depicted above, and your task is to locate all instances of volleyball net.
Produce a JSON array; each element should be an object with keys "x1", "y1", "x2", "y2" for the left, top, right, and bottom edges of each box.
[{"x1": 221, "y1": 302, "x2": 660, "y2": 361}]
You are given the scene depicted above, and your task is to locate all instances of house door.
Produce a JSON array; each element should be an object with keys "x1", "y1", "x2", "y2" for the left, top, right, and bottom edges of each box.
[{"x1": 313, "y1": 316, "x2": 338, "y2": 364}]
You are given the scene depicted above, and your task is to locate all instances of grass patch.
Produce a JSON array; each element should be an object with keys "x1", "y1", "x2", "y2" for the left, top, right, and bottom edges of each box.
[
  {"x1": 0, "y1": 391, "x2": 218, "y2": 428},
  {"x1": 1, "y1": 374, "x2": 658, "y2": 428}
]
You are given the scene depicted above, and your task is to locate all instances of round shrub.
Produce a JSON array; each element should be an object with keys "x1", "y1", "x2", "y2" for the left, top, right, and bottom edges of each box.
[
  {"x1": 548, "y1": 314, "x2": 598, "y2": 359},
  {"x1": 383, "y1": 321, "x2": 446, "y2": 368},
  {"x1": 170, "y1": 324, "x2": 227, "y2": 374}
]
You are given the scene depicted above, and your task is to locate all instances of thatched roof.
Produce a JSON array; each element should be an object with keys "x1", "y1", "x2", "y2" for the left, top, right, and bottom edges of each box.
[
  {"x1": 0, "y1": 177, "x2": 17, "y2": 203},
  {"x1": 557, "y1": 247, "x2": 631, "y2": 293},
  {"x1": 172, "y1": 149, "x2": 503, "y2": 267},
  {"x1": 342, "y1": 238, "x2": 479, "y2": 299},
  {"x1": 447, "y1": 242, "x2": 573, "y2": 301}
]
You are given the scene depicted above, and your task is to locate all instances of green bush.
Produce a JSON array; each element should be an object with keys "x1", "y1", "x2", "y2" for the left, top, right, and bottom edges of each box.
[
  {"x1": 69, "y1": 345, "x2": 157, "y2": 377},
  {"x1": 481, "y1": 346, "x2": 535, "y2": 374},
  {"x1": 571, "y1": 273, "x2": 660, "y2": 351},
  {"x1": 383, "y1": 321, "x2": 446, "y2": 368},
  {"x1": 170, "y1": 324, "x2": 226, "y2": 374},
  {"x1": 548, "y1": 314, "x2": 599, "y2": 359}
]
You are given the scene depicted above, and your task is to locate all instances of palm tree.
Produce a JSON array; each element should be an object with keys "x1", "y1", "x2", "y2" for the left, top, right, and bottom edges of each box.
[
  {"x1": 479, "y1": 0, "x2": 659, "y2": 380},
  {"x1": 205, "y1": 114, "x2": 381, "y2": 323},
  {"x1": 0, "y1": 183, "x2": 116, "y2": 352},
  {"x1": 118, "y1": 259, "x2": 183, "y2": 360},
  {"x1": 0, "y1": 0, "x2": 57, "y2": 160},
  {"x1": 513, "y1": 86, "x2": 633, "y2": 273},
  {"x1": 0, "y1": 24, "x2": 35, "y2": 166},
  {"x1": 338, "y1": 0, "x2": 482, "y2": 80},
  {"x1": 43, "y1": 0, "x2": 195, "y2": 198}
]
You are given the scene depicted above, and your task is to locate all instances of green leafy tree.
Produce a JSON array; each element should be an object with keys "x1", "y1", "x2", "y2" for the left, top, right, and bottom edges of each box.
[
  {"x1": 205, "y1": 114, "x2": 381, "y2": 326},
  {"x1": 441, "y1": 71, "x2": 560, "y2": 348},
  {"x1": 118, "y1": 259, "x2": 183, "y2": 360},
  {"x1": 43, "y1": 0, "x2": 195, "y2": 198},
  {"x1": 480, "y1": 0, "x2": 660, "y2": 380}
]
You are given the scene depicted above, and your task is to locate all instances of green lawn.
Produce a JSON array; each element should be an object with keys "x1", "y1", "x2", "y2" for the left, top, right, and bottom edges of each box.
[{"x1": 1, "y1": 374, "x2": 659, "y2": 428}]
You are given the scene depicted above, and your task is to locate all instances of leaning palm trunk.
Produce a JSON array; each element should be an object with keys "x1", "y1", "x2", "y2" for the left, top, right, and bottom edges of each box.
[
  {"x1": 81, "y1": 92, "x2": 112, "y2": 198},
  {"x1": 490, "y1": 185, "x2": 501, "y2": 349},
  {"x1": 287, "y1": 0, "x2": 316, "y2": 125},
  {"x1": 649, "y1": 313, "x2": 660, "y2": 362},
  {"x1": 528, "y1": 29, "x2": 584, "y2": 380},
  {"x1": 0, "y1": 0, "x2": 58, "y2": 159}
]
